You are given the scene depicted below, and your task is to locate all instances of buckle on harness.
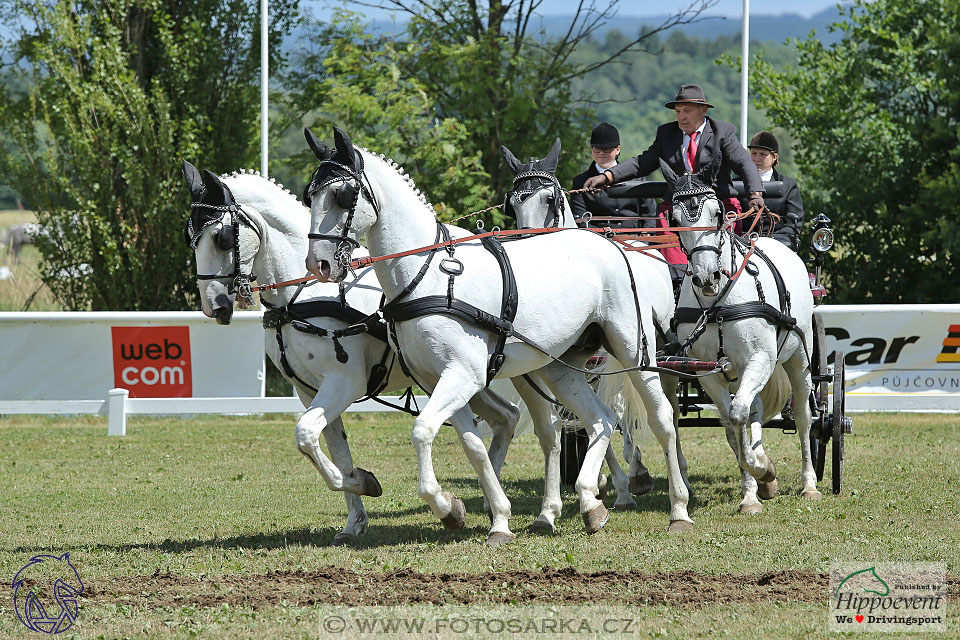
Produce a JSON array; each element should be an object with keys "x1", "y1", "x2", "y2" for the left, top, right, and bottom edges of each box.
[{"x1": 440, "y1": 257, "x2": 464, "y2": 276}]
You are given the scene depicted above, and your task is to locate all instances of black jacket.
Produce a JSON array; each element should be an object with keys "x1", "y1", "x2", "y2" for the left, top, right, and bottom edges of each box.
[
  {"x1": 608, "y1": 116, "x2": 762, "y2": 200},
  {"x1": 740, "y1": 169, "x2": 805, "y2": 251},
  {"x1": 570, "y1": 164, "x2": 657, "y2": 228}
]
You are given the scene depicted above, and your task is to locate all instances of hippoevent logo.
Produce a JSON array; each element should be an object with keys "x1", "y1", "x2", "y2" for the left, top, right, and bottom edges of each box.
[
  {"x1": 830, "y1": 562, "x2": 946, "y2": 632},
  {"x1": 12, "y1": 553, "x2": 84, "y2": 634},
  {"x1": 936, "y1": 325, "x2": 960, "y2": 363},
  {"x1": 111, "y1": 326, "x2": 193, "y2": 397}
]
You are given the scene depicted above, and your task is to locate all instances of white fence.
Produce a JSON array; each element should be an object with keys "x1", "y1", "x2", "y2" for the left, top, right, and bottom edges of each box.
[{"x1": 2, "y1": 305, "x2": 959, "y2": 431}]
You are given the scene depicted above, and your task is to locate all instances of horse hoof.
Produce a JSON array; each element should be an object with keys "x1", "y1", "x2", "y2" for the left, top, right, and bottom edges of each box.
[
  {"x1": 354, "y1": 468, "x2": 383, "y2": 497},
  {"x1": 597, "y1": 473, "x2": 608, "y2": 501},
  {"x1": 757, "y1": 478, "x2": 779, "y2": 501},
  {"x1": 582, "y1": 504, "x2": 609, "y2": 534},
  {"x1": 331, "y1": 533, "x2": 361, "y2": 548},
  {"x1": 668, "y1": 519, "x2": 694, "y2": 533},
  {"x1": 759, "y1": 457, "x2": 777, "y2": 483},
  {"x1": 629, "y1": 470, "x2": 654, "y2": 496},
  {"x1": 485, "y1": 531, "x2": 516, "y2": 548},
  {"x1": 613, "y1": 500, "x2": 638, "y2": 511},
  {"x1": 801, "y1": 488, "x2": 823, "y2": 500},
  {"x1": 738, "y1": 502, "x2": 763, "y2": 514},
  {"x1": 528, "y1": 518, "x2": 557, "y2": 536},
  {"x1": 439, "y1": 492, "x2": 466, "y2": 530}
]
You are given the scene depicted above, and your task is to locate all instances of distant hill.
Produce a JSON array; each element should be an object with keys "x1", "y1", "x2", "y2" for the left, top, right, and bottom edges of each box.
[{"x1": 351, "y1": 5, "x2": 849, "y2": 45}]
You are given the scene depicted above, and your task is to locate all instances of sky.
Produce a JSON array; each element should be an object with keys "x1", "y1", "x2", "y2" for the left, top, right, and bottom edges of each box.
[{"x1": 316, "y1": 1, "x2": 847, "y2": 20}]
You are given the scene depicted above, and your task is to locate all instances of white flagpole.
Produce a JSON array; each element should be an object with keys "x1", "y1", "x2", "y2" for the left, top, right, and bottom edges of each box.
[
  {"x1": 740, "y1": 0, "x2": 750, "y2": 147},
  {"x1": 260, "y1": 0, "x2": 269, "y2": 177}
]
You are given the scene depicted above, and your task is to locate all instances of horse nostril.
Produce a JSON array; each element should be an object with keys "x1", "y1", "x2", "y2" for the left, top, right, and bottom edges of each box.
[
  {"x1": 692, "y1": 275, "x2": 704, "y2": 288},
  {"x1": 712, "y1": 270, "x2": 722, "y2": 283},
  {"x1": 319, "y1": 260, "x2": 331, "y2": 280}
]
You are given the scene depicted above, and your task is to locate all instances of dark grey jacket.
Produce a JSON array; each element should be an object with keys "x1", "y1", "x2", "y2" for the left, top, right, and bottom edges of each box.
[
  {"x1": 741, "y1": 169, "x2": 805, "y2": 251},
  {"x1": 608, "y1": 116, "x2": 762, "y2": 200},
  {"x1": 570, "y1": 163, "x2": 657, "y2": 228}
]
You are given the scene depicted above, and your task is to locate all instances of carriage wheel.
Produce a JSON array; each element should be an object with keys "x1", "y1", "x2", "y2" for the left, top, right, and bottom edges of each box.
[
  {"x1": 831, "y1": 352, "x2": 846, "y2": 495},
  {"x1": 811, "y1": 312, "x2": 829, "y2": 481}
]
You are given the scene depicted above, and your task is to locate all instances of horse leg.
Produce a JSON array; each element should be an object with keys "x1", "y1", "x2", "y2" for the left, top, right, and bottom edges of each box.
[
  {"x1": 537, "y1": 362, "x2": 614, "y2": 534},
  {"x1": 295, "y1": 377, "x2": 381, "y2": 497},
  {"x1": 411, "y1": 372, "x2": 513, "y2": 543},
  {"x1": 604, "y1": 441, "x2": 637, "y2": 509},
  {"x1": 728, "y1": 355, "x2": 778, "y2": 483},
  {"x1": 624, "y1": 368, "x2": 692, "y2": 531},
  {"x1": 785, "y1": 349, "x2": 821, "y2": 500},
  {"x1": 750, "y1": 395, "x2": 779, "y2": 501},
  {"x1": 511, "y1": 375, "x2": 563, "y2": 535},
  {"x1": 468, "y1": 387, "x2": 521, "y2": 516},
  {"x1": 321, "y1": 417, "x2": 369, "y2": 546}
]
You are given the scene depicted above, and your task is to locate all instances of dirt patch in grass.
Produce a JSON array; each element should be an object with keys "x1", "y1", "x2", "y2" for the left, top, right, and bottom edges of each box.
[{"x1": 84, "y1": 567, "x2": 838, "y2": 609}]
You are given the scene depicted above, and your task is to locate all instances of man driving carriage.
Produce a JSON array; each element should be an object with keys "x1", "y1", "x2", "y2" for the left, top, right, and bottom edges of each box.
[{"x1": 583, "y1": 84, "x2": 765, "y2": 282}]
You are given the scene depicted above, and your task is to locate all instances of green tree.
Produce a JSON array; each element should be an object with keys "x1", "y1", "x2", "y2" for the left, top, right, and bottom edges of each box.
[
  {"x1": 278, "y1": 14, "x2": 491, "y2": 223},
  {"x1": 0, "y1": 0, "x2": 297, "y2": 310},
  {"x1": 751, "y1": 0, "x2": 959, "y2": 303},
  {"x1": 284, "y1": 1, "x2": 716, "y2": 226}
]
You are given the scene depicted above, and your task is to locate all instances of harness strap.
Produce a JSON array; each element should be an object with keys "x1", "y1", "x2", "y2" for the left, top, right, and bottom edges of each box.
[{"x1": 480, "y1": 236, "x2": 519, "y2": 383}]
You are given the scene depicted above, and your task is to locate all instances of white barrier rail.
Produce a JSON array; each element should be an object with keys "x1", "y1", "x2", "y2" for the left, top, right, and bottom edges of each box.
[{"x1": 0, "y1": 389, "x2": 429, "y2": 436}]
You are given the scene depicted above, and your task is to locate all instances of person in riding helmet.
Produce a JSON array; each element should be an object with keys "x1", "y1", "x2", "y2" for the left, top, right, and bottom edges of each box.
[
  {"x1": 570, "y1": 122, "x2": 656, "y2": 229},
  {"x1": 739, "y1": 131, "x2": 805, "y2": 252}
]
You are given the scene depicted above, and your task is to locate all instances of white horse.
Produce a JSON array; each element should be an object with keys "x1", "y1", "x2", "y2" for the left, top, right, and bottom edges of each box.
[
  {"x1": 303, "y1": 126, "x2": 692, "y2": 544},
  {"x1": 660, "y1": 158, "x2": 821, "y2": 512},
  {"x1": 182, "y1": 161, "x2": 551, "y2": 545},
  {"x1": 500, "y1": 138, "x2": 689, "y2": 506}
]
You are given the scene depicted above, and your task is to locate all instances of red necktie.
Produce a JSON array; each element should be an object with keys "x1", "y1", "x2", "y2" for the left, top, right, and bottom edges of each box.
[{"x1": 687, "y1": 131, "x2": 698, "y2": 172}]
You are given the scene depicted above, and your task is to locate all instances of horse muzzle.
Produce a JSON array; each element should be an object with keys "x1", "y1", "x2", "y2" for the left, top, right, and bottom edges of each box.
[{"x1": 692, "y1": 270, "x2": 722, "y2": 297}]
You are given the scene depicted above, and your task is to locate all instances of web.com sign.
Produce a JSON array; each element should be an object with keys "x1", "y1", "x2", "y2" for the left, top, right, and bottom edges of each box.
[{"x1": 111, "y1": 326, "x2": 193, "y2": 397}]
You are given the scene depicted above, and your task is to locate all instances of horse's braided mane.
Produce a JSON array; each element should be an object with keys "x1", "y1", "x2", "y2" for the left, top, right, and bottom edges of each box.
[
  {"x1": 221, "y1": 169, "x2": 301, "y2": 203},
  {"x1": 362, "y1": 148, "x2": 439, "y2": 219}
]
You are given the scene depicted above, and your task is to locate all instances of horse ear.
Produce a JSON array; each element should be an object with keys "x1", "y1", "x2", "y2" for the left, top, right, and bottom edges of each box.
[
  {"x1": 304, "y1": 128, "x2": 333, "y2": 161},
  {"x1": 332, "y1": 126, "x2": 356, "y2": 167},
  {"x1": 501, "y1": 145, "x2": 522, "y2": 173},
  {"x1": 698, "y1": 154, "x2": 722, "y2": 187},
  {"x1": 540, "y1": 138, "x2": 562, "y2": 173},
  {"x1": 182, "y1": 160, "x2": 204, "y2": 200},
  {"x1": 200, "y1": 170, "x2": 236, "y2": 207},
  {"x1": 659, "y1": 158, "x2": 679, "y2": 191}
]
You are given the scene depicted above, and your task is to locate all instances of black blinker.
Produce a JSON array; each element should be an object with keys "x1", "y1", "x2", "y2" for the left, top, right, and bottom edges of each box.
[
  {"x1": 216, "y1": 224, "x2": 235, "y2": 251},
  {"x1": 335, "y1": 182, "x2": 356, "y2": 209}
]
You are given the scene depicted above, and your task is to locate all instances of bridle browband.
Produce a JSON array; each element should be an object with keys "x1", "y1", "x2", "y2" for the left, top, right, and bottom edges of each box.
[
  {"x1": 303, "y1": 156, "x2": 381, "y2": 269},
  {"x1": 507, "y1": 169, "x2": 565, "y2": 228},
  {"x1": 186, "y1": 201, "x2": 262, "y2": 305}
]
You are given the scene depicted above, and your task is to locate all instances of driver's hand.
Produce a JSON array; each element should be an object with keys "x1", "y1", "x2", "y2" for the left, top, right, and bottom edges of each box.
[
  {"x1": 583, "y1": 174, "x2": 609, "y2": 192},
  {"x1": 748, "y1": 192, "x2": 765, "y2": 211}
]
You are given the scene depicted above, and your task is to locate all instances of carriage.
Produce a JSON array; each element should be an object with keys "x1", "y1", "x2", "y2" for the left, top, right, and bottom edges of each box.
[{"x1": 560, "y1": 179, "x2": 853, "y2": 495}]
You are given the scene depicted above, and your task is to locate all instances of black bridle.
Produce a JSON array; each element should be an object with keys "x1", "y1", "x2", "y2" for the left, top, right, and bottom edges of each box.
[
  {"x1": 185, "y1": 202, "x2": 261, "y2": 304},
  {"x1": 505, "y1": 169, "x2": 565, "y2": 228},
  {"x1": 303, "y1": 157, "x2": 381, "y2": 269},
  {"x1": 669, "y1": 178, "x2": 729, "y2": 259}
]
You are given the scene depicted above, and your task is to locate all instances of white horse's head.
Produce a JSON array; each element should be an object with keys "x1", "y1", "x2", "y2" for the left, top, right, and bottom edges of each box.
[
  {"x1": 660, "y1": 157, "x2": 728, "y2": 297},
  {"x1": 182, "y1": 161, "x2": 262, "y2": 325},
  {"x1": 302, "y1": 127, "x2": 379, "y2": 283},
  {"x1": 501, "y1": 138, "x2": 573, "y2": 230}
]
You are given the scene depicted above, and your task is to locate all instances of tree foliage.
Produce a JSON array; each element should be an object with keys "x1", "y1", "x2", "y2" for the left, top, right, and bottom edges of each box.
[
  {"x1": 0, "y1": 0, "x2": 297, "y2": 310},
  {"x1": 282, "y1": 1, "x2": 716, "y2": 226},
  {"x1": 751, "y1": 0, "x2": 959, "y2": 303}
]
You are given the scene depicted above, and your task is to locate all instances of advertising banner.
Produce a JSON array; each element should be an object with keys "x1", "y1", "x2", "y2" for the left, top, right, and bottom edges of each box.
[
  {"x1": 0, "y1": 312, "x2": 264, "y2": 400},
  {"x1": 818, "y1": 305, "x2": 960, "y2": 411}
]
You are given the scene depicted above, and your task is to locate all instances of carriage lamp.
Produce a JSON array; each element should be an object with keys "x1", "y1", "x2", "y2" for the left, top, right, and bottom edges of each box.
[{"x1": 811, "y1": 213, "x2": 834, "y2": 253}]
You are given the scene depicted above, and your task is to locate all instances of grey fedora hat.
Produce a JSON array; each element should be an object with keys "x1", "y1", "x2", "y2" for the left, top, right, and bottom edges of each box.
[{"x1": 665, "y1": 84, "x2": 715, "y2": 109}]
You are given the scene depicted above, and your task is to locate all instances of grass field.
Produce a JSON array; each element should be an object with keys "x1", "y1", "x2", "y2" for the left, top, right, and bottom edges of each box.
[{"x1": 1, "y1": 411, "x2": 957, "y2": 638}]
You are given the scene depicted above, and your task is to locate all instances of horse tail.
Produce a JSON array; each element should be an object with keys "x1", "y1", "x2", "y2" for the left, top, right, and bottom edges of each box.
[{"x1": 595, "y1": 354, "x2": 650, "y2": 444}]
